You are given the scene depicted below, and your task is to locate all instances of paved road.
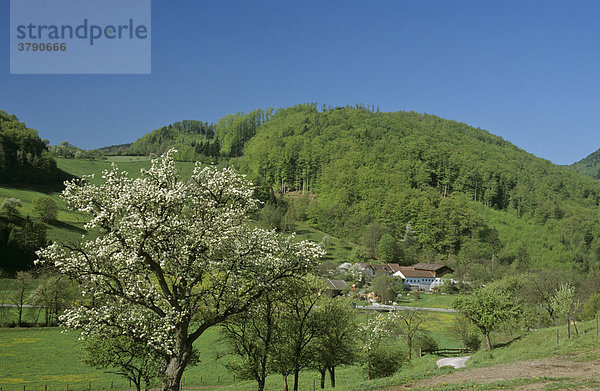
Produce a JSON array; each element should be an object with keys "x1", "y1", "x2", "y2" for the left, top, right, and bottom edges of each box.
[
  {"x1": 0, "y1": 304, "x2": 39, "y2": 308},
  {"x1": 437, "y1": 356, "x2": 470, "y2": 369},
  {"x1": 356, "y1": 304, "x2": 458, "y2": 313}
]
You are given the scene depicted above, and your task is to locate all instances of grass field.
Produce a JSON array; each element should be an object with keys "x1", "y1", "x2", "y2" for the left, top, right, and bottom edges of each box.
[
  {"x1": 0, "y1": 327, "x2": 237, "y2": 390},
  {"x1": 8, "y1": 277, "x2": 597, "y2": 390},
  {"x1": 55, "y1": 157, "x2": 198, "y2": 185},
  {"x1": 398, "y1": 292, "x2": 465, "y2": 309},
  {"x1": 468, "y1": 318, "x2": 600, "y2": 368},
  {"x1": 0, "y1": 311, "x2": 460, "y2": 391},
  {"x1": 392, "y1": 319, "x2": 600, "y2": 391},
  {"x1": 8, "y1": 320, "x2": 600, "y2": 391}
]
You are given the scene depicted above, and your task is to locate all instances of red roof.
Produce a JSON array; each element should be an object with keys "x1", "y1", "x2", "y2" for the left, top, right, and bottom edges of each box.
[
  {"x1": 395, "y1": 267, "x2": 435, "y2": 278},
  {"x1": 413, "y1": 263, "x2": 448, "y2": 271}
]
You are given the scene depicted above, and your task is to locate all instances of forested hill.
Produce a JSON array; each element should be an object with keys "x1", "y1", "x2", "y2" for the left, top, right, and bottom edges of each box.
[
  {"x1": 125, "y1": 109, "x2": 272, "y2": 161},
  {"x1": 571, "y1": 149, "x2": 600, "y2": 179},
  {"x1": 235, "y1": 104, "x2": 600, "y2": 273},
  {"x1": 0, "y1": 110, "x2": 67, "y2": 185}
]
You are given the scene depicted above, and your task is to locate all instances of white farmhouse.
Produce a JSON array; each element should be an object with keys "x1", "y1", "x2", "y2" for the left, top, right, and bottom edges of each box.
[{"x1": 393, "y1": 263, "x2": 453, "y2": 291}]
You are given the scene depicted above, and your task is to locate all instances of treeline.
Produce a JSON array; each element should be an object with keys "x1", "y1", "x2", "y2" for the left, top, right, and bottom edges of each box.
[
  {"x1": 0, "y1": 270, "x2": 80, "y2": 327},
  {"x1": 50, "y1": 141, "x2": 101, "y2": 159},
  {"x1": 0, "y1": 111, "x2": 67, "y2": 184},
  {"x1": 125, "y1": 109, "x2": 272, "y2": 161},
  {"x1": 235, "y1": 104, "x2": 600, "y2": 271}
]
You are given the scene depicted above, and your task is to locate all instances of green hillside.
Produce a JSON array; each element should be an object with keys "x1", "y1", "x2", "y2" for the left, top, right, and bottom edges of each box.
[
  {"x1": 0, "y1": 155, "x2": 347, "y2": 274},
  {"x1": 235, "y1": 104, "x2": 600, "y2": 273},
  {"x1": 0, "y1": 157, "x2": 158, "y2": 274},
  {"x1": 4, "y1": 104, "x2": 600, "y2": 277}
]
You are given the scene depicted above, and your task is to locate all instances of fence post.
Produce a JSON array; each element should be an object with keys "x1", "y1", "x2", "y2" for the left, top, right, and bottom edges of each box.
[
  {"x1": 568, "y1": 318, "x2": 571, "y2": 339},
  {"x1": 556, "y1": 328, "x2": 559, "y2": 345},
  {"x1": 583, "y1": 321, "x2": 585, "y2": 335}
]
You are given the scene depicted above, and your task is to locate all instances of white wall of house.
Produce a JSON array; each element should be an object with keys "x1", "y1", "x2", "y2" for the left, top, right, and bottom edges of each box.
[{"x1": 394, "y1": 272, "x2": 444, "y2": 291}]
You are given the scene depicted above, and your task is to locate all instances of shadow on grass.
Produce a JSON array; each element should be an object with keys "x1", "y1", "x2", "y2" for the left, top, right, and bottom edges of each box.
[
  {"x1": 493, "y1": 334, "x2": 524, "y2": 349},
  {"x1": 1, "y1": 169, "x2": 76, "y2": 194},
  {"x1": 48, "y1": 220, "x2": 86, "y2": 234}
]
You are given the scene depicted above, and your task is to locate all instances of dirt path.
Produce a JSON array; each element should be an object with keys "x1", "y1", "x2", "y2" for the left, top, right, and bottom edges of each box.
[{"x1": 388, "y1": 355, "x2": 600, "y2": 390}]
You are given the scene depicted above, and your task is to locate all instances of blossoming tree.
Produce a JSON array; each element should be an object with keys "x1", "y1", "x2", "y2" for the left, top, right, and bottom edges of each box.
[{"x1": 37, "y1": 151, "x2": 323, "y2": 390}]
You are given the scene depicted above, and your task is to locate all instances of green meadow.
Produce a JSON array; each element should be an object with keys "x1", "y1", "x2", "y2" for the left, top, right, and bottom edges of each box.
[
  {"x1": 0, "y1": 307, "x2": 460, "y2": 391},
  {"x1": 6, "y1": 314, "x2": 600, "y2": 391}
]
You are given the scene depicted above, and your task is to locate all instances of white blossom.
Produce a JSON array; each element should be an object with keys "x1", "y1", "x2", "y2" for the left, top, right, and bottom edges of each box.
[{"x1": 37, "y1": 150, "x2": 323, "y2": 387}]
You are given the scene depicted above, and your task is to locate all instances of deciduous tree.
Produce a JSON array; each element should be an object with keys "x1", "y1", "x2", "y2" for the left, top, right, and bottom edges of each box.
[
  {"x1": 37, "y1": 151, "x2": 323, "y2": 391},
  {"x1": 453, "y1": 285, "x2": 521, "y2": 350},
  {"x1": 32, "y1": 197, "x2": 58, "y2": 222},
  {"x1": 309, "y1": 297, "x2": 358, "y2": 388},
  {"x1": 1, "y1": 198, "x2": 21, "y2": 219}
]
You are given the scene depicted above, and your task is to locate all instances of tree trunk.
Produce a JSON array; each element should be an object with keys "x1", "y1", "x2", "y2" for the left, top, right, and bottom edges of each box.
[
  {"x1": 162, "y1": 326, "x2": 193, "y2": 391},
  {"x1": 257, "y1": 378, "x2": 265, "y2": 391},
  {"x1": 320, "y1": 369, "x2": 326, "y2": 389},
  {"x1": 283, "y1": 375, "x2": 289, "y2": 391},
  {"x1": 133, "y1": 376, "x2": 141, "y2": 391},
  {"x1": 366, "y1": 360, "x2": 371, "y2": 380},
  {"x1": 328, "y1": 367, "x2": 336, "y2": 388},
  {"x1": 293, "y1": 369, "x2": 300, "y2": 391},
  {"x1": 17, "y1": 305, "x2": 23, "y2": 327},
  {"x1": 163, "y1": 357, "x2": 186, "y2": 391},
  {"x1": 484, "y1": 332, "x2": 492, "y2": 351}
]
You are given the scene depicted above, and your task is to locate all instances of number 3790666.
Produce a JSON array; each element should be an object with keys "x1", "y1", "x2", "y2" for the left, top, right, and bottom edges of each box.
[{"x1": 18, "y1": 43, "x2": 67, "y2": 52}]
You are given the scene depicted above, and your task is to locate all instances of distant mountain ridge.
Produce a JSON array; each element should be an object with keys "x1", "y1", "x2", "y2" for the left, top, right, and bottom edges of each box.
[
  {"x1": 93, "y1": 142, "x2": 132, "y2": 155},
  {"x1": 571, "y1": 149, "x2": 600, "y2": 179}
]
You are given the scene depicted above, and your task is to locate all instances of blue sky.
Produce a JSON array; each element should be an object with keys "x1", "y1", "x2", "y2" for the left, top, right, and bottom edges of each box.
[{"x1": 1, "y1": 0, "x2": 599, "y2": 165}]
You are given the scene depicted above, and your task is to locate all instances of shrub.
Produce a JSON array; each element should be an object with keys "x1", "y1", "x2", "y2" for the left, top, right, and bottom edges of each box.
[
  {"x1": 451, "y1": 315, "x2": 482, "y2": 352},
  {"x1": 414, "y1": 331, "x2": 439, "y2": 354},
  {"x1": 367, "y1": 345, "x2": 406, "y2": 379},
  {"x1": 581, "y1": 293, "x2": 600, "y2": 320},
  {"x1": 462, "y1": 330, "x2": 482, "y2": 352}
]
